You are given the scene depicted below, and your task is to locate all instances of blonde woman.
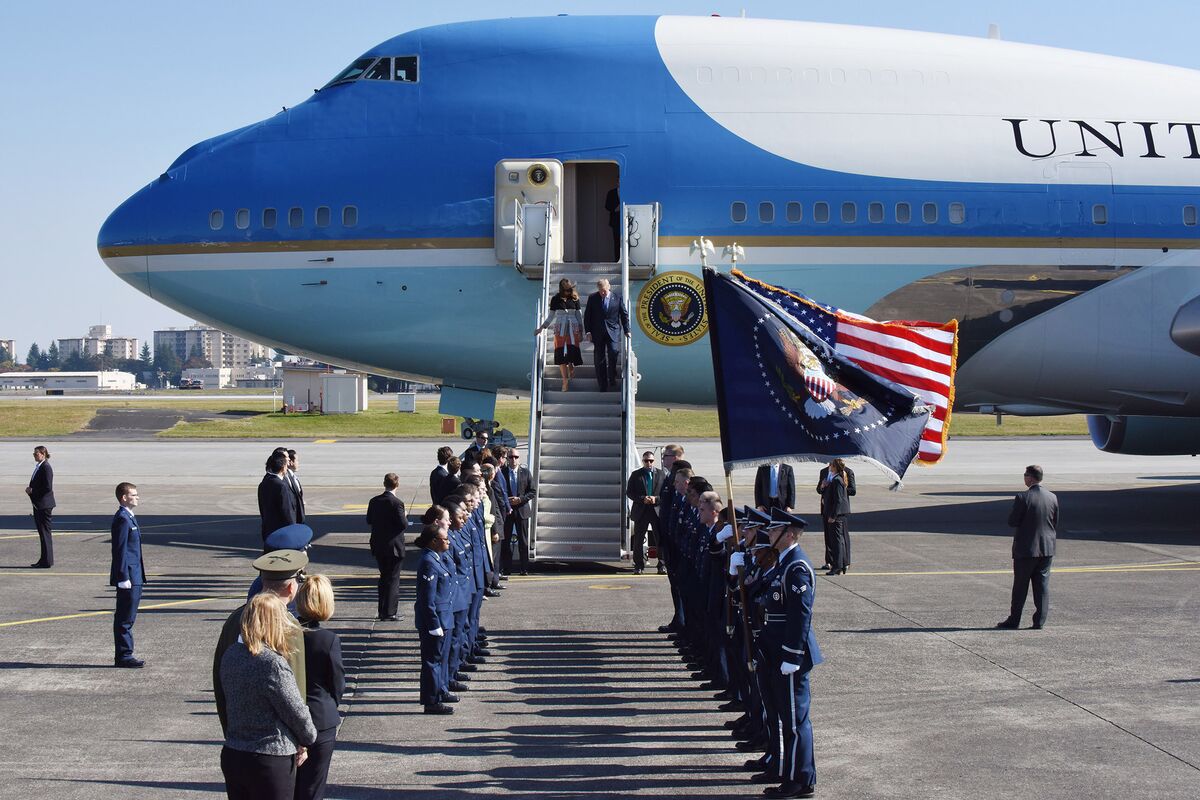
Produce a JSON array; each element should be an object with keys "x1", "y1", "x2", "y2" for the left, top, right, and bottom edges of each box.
[
  {"x1": 219, "y1": 593, "x2": 317, "y2": 800},
  {"x1": 535, "y1": 278, "x2": 584, "y2": 391},
  {"x1": 295, "y1": 575, "x2": 345, "y2": 800}
]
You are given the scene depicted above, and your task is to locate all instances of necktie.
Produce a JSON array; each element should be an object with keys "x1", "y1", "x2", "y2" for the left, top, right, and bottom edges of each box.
[
  {"x1": 770, "y1": 465, "x2": 779, "y2": 499},
  {"x1": 644, "y1": 469, "x2": 652, "y2": 496}
]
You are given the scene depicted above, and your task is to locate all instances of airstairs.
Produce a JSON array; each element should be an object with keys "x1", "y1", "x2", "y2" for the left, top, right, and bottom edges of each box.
[{"x1": 514, "y1": 201, "x2": 658, "y2": 562}]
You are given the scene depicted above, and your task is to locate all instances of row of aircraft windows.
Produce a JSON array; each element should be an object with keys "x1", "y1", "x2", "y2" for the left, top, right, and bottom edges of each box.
[
  {"x1": 209, "y1": 206, "x2": 359, "y2": 231},
  {"x1": 696, "y1": 66, "x2": 951, "y2": 88},
  {"x1": 732, "y1": 201, "x2": 1200, "y2": 227}
]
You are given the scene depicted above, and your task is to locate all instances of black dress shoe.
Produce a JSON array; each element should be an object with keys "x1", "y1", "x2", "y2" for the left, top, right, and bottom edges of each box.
[
  {"x1": 657, "y1": 564, "x2": 667, "y2": 574},
  {"x1": 718, "y1": 699, "x2": 745, "y2": 712},
  {"x1": 484, "y1": 589, "x2": 501, "y2": 597},
  {"x1": 750, "y1": 771, "x2": 780, "y2": 784},
  {"x1": 744, "y1": 755, "x2": 770, "y2": 770},
  {"x1": 995, "y1": 619, "x2": 1020, "y2": 629},
  {"x1": 448, "y1": 680, "x2": 469, "y2": 691},
  {"x1": 474, "y1": 647, "x2": 493, "y2": 657},
  {"x1": 468, "y1": 656, "x2": 488, "y2": 665},
  {"x1": 459, "y1": 663, "x2": 478, "y2": 672},
  {"x1": 735, "y1": 735, "x2": 768, "y2": 752},
  {"x1": 633, "y1": 568, "x2": 643, "y2": 575},
  {"x1": 423, "y1": 703, "x2": 454, "y2": 715},
  {"x1": 519, "y1": 570, "x2": 529, "y2": 576},
  {"x1": 30, "y1": 562, "x2": 50, "y2": 569},
  {"x1": 454, "y1": 672, "x2": 472, "y2": 682},
  {"x1": 499, "y1": 574, "x2": 509, "y2": 581},
  {"x1": 114, "y1": 657, "x2": 144, "y2": 668},
  {"x1": 657, "y1": 624, "x2": 675, "y2": 634},
  {"x1": 764, "y1": 781, "x2": 815, "y2": 798},
  {"x1": 441, "y1": 692, "x2": 460, "y2": 703},
  {"x1": 1030, "y1": 622, "x2": 1044, "y2": 629},
  {"x1": 377, "y1": 615, "x2": 399, "y2": 621},
  {"x1": 819, "y1": 564, "x2": 830, "y2": 571},
  {"x1": 713, "y1": 689, "x2": 736, "y2": 701}
]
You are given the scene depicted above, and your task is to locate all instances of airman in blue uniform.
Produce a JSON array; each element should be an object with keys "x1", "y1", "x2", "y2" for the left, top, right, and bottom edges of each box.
[
  {"x1": 754, "y1": 509, "x2": 822, "y2": 799},
  {"x1": 414, "y1": 524, "x2": 455, "y2": 714}
]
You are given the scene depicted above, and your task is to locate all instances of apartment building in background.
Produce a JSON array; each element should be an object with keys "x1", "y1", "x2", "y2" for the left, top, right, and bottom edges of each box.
[
  {"x1": 57, "y1": 324, "x2": 139, "y2": 361},
  {"x1": 0, "y1": 339, "x2": 15, "y2": 361},
  {"x1": 153, "y1": 323, "x2": 271, "y2": 370}
]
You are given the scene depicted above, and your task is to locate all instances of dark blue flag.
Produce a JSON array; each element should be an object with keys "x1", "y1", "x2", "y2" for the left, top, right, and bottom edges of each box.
[{"x1": 703, "y1": 268, "x2": 931, "y2": 483}]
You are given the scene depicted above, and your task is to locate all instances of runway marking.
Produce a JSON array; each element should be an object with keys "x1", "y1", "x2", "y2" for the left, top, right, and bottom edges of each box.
[
  {"x1": 0, "y1": 571, "x2": 381, "y2": 579},
  {"x1": 168, "y1": 541, "x2": 262, "y2": 553},
  {"x1": 341, "y1": 504, "x2": 368, "y2": 510},
  {"x1": 837, "y1": 561, "x2": 1200, "y2": 577},
  {"x1": 0, "y1": 596, "x2": 236, "y2": 628},
  {"x1": 313, "y1": 439, "x2": 337, "y2": 444},
  {"x1": 0, "y1": 531, "x2": 100, "y2": 541},
  {"x1": 588, "y1": 584, "x2": 632, "y2": 590}
]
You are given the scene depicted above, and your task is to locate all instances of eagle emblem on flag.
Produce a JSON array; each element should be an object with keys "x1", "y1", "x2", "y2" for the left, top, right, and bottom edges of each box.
[{"x1": 776, "y1": 325, "x2": 868, "y2": 418}]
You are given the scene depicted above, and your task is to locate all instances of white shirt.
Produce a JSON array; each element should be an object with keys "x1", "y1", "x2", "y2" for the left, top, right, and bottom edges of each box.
[{"x1": 30, "y1": 460, "x2": 44, "y2": 482}]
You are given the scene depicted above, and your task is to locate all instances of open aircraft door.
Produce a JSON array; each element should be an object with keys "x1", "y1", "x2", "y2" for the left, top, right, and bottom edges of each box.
[
  {"x1": 625, "y1": 202, "x2": 660, "y2": 278},
  {"x1": 495, "y1": 160, "x2": 563, "y2": 275}
]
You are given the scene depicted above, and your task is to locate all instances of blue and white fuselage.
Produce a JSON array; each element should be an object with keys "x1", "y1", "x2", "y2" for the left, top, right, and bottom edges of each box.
[{"x1": 99, "y1": 16, "x2": 1200, "y2": 446}]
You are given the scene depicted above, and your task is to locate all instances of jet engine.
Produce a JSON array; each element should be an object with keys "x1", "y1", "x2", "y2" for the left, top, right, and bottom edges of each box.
[{"x1": 1087, "y1": 415, "x2": 1200, "y2": 456}]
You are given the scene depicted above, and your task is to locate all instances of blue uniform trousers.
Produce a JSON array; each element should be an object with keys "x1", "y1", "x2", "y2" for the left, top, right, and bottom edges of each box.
[
  {"x1": 114, "y1": 584, "x2": 142, "y2": 660},
  {"x1": 448, "y1": 608, "x2": 469, "y2": 679},
  {"x1": 465, "y1": 589, "x2": 484, "y2": 656},
  {"x1": 419, "y1": 630, "x2": 448, "y2": 705},
  {"x1": 756, "y1": 656, "x2": 782, "y2": 777},
  {"x1": 769, "y1": 665, "x2": 816, "y2": 787}
]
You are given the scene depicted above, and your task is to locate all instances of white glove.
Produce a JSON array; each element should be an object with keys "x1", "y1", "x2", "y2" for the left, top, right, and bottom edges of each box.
[
  {"x1": 715, "y1": 524, "x2": 734, "y2": 543},
  {"x1": 780, "y1": 662, "x2": 801, "y2": 675},
  {"x1": 728, "y1": 552, "x2": 745, "y2": 576},
  {"x1": 117, "y1": 580, "x2": 132, "y2": 589},
  {"x1": 430, "y1": 627, "x2": 444, "y2": 637}
]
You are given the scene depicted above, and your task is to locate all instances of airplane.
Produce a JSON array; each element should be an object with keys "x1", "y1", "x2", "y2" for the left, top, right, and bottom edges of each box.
[{"x1": 99, "y1": 14, "x2": 1200, "y2": 458}]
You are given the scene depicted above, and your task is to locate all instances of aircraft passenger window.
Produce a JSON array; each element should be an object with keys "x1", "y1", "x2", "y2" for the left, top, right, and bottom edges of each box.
[
  {"x1": 841, "y1": 202, "x2": 857, "y2": 224},
  {"x1": 324, "y1": 58, "x2": 376, "y2": 88},
  {"x1": 288, "y1": 207, "x2": 303, "y2": 229},
  {"x1": 868, "y1": 202, "x2": 884, "y2": 223},
  {"x1": 922, "y1": 202, "x2": 938, "y2": 224},
  {"x1": 315, "y1": 206, "x2": 331, "y2": 227},
  {"x1": 235, "y1": 209, "x2": 250, "y2": 230},
  {"x1": 895, "y1": 202, "x2": 912, "y2": 223},
  {"x1": 814, "y1": 202, "x2": 830, "y2": 223},
  {"x1": 209, "y1": 210, "x2": 223, "y2": 230},
  {"x1": 786, "y1": 202, "x2": 802, "y2": 223},
  {"x1": 1184, "y1": 205, "x2": 1197, "y2": 226},
  {"x1": 342, "y1": 206, "x2": 358, "y2": 227},
  {"x1": 949, "y1": 202, "x2": 966, "y2": 224},
  {"x1": 364, "y1": 58, "x2": 391, "y2": 81},
  {"x1": 262, "y1": 208, "x2": 277, "y2": 228},
  {"x1": 759, "y1": 202, "x2": 775, "y2": 223},
  {"x1": 1092, "y1": 205, "x2": 1108, "y2": 225},
  {"x1": 731, "y1": 202, "x2": 748, "y2": 223},
  {"x1": 393, "y1": 57, "x2": 418, "y2": 82}
]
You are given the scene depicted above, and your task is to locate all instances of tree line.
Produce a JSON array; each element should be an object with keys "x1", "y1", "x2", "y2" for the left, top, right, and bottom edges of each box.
[{"x1": 0, "y1": 342, "x2": 216, "y2": 388}]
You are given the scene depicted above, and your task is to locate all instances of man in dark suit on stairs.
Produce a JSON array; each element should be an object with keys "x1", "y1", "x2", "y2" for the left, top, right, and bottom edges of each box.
[{"x1": 583, "y1": 278, "x2": 630, "y2": 392}]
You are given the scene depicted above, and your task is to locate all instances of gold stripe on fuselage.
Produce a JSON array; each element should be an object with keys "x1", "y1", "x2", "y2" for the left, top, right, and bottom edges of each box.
[{"x1": 98, "y1": 234, "x2": 1200, "y2": 259}]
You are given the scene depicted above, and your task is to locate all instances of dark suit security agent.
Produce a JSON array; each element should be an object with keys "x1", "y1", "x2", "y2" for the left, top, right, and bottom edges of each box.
[
  {"x1": 258, "y1": 451, "x2": 298, "y2": 545},
  {"x1": 367, "y1": 472, "x2": 409, "y2": 621},
  {"x1": 498, "y1": 450, "x2": 536, "y2": 576},
  {"x1": 110, "y1": 481, "x2": 146, "y2": 668},
  {"x1": 754, "y1": 462, "x2": 796, "y2": 512},
  {"x1": 582, "y1": 278, "x2": 631, "y2": 392},
  {"x1": 26, "y1": 445, "x2": 55, "y2": 568},
  {"x1": 998, "y1": 464, "x2": 1059, "y2": 630},
  {"x1": 626, "y1": 451, "x2": 665, "y2": 575}
]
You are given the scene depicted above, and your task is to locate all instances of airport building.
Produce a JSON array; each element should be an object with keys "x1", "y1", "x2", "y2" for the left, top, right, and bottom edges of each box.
[
  {"x1": 0, "y1": 339, "x2": 14, "y2": 361},
  {"x1": 282, "y1": 366, "x2": 368, "y2": 413},
  {"x1": 57, "y1": 324, "x2": 139, "y2": 360},
  {"x1": 154, "y1": 324, "x2": 271, "y2": 370},
  {"x1": 0, "y1": 370, "x2": 139, "y2": 391}
]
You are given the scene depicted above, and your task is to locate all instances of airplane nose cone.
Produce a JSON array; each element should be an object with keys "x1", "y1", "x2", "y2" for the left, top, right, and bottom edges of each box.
[{"x1": 97, "y1": 184, "x2": 152, "y2": 296}]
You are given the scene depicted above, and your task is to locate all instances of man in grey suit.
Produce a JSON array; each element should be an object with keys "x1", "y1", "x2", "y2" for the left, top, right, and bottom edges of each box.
[
  {"x1": 998, "y1": 464, "x2": 1059, "y2": 630},
  {"x1": 626, "y1": 451, "x2": 665, "y2": 575}
]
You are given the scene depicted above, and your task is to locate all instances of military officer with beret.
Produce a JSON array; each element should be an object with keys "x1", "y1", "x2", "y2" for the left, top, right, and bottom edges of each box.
[
  {"x1": 213, "y1": 548, "x2": 309, "y2": 734},
  {"x1": 753, "y1": 509, "x2": 822, "y2": 799}
]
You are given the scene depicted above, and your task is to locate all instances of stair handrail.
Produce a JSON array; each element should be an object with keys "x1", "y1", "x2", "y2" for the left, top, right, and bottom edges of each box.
[
  {"x1": 511, "y1": 197, "x2": 524, "y2": 273},
  {"x1": 620, "y1": 204, "x2": 638, "y2": 558},
  {"x1": 526, "y1": 203, "x2": 555, "y2": 556}
]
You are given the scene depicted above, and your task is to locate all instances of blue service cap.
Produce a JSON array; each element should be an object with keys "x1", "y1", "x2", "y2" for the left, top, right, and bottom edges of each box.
[
  {"x1": 264, "y1": 523, "x2": 313, "y2": 552},
  {"x1": 741, "y1": 506, "x2": 771, "y2": 527},
  {"x1": 766, "y1": 508, "x2": 808, "y2": 530},
  {"x1": 750, "y1": 529, "x2": 774, "y2": 549}
]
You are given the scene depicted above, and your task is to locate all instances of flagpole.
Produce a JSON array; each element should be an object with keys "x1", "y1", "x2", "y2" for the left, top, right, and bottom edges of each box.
[{"x1": 724, "y1": 470, "x2": 754, "y2": 669}]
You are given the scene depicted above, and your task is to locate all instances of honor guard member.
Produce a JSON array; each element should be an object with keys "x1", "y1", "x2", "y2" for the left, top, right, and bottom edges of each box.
[
  {"x1": 753, "y1": 509, "x2": 822, "y2": 799},
  {"x1": 724, "y1": 508, "x2": 770, "y2": 740},
  {"x1": 414, "y1": 524, "x2": 456, "y2": 714},
  {"x1": 110, "y1": 482, "x2": 146, "y2": 668},
  {"x1": 735, "y1": 512, "x2": 780, "y2": 765},
  {"x1": 213, "y1": 549, "x2": 309, "y2": 734}
]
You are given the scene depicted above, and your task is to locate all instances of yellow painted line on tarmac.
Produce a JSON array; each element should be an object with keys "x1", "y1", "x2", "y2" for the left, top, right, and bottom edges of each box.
[
  {"x1": 0, "y1": 530, "x2": 101, "y2": 541},
  {"x1": 0, "y1": 570, "x2": 381, "y2": 579},
  {"x1": 832, "y1": 562, "x2": 1200, "y2": 577},
  {"x1": 589, "y1": 584, "x2": 632, "y2": 590},
  {"x1": 341, "y1": 504, "x2": 368, "y2": 510},
  {"x1": 0, "y1": 595, "x2": 237, "y2": 629},
  {"x1": 313, "y1": 439, "x2": 337, "y2": 444}
]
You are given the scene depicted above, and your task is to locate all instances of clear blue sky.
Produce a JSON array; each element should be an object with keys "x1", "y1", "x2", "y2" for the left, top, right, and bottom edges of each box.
[{"x1": 2, "y1": 1, "x2": 1197, "y2": 360}]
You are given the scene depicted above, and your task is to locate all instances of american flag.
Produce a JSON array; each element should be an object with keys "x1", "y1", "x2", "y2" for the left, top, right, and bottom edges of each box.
[{"x1": 734, "y1": 269, "x2": 958, "y2": 465}]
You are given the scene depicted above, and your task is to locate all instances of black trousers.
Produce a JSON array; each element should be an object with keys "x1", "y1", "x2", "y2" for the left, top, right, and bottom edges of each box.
[
  {"x1": 501, "y1": 515, "x2": 530, "y2": 573},
  {"x1": 1010, "y1": 556, "x2": 1053, "y2": 626},
  {"x1": 631, "y1": 512, "x2": 660, "y2": 569},
  {"x1": 827, "y1": 515, "x2": 849, "y2": 570},
  {"x1": 822, "y1": 515, "x2": 835, "y2": 567},
  {"x1": 295, "y1": 731, "x2": 336, "y2": 800},
  {"x1": 220, "y1": 746, "x2": 296, "y2": 800},
  {"x1": 114, "y1": 584, "x2": 143, "y2": 660},
  {"x1": 592, "y1": 338, "x2": 619, "y2": 391},
  {"x1": 33, "y1": 508, "x2": 53, "y2": 566},
  {"x1": 370, "y1": 539, "x2": 403, "y2": 619}
]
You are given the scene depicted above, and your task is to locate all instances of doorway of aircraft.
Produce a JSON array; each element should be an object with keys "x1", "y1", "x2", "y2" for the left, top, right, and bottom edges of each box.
[{"x1": 563, "y1": 161, "x2": 620, "y2": 263}]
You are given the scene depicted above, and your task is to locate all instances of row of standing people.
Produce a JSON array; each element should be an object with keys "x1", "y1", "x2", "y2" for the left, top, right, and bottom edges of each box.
[
  {"x1": 753, "y1": 461, "x2": 856, "y2": 576},
  {"x1": 654, "y1": 444, "x2": 823, "y2": 799}
]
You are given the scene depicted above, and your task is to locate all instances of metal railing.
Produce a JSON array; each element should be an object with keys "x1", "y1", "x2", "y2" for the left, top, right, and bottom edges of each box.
[
  {"x1": 619, "y1": 204, "x2": 639, "y2": 557},
  {"x1": 525, "y1": 204, "x2": 555, "y2": 556}
]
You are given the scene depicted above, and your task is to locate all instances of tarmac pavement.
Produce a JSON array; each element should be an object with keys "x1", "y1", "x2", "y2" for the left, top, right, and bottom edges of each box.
[{"x1": 0, "y1": 438, "x2": 1197, "y2": 798}]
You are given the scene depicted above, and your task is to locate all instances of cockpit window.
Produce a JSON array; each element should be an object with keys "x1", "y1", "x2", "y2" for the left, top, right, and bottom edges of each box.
[
  {"x1": 324, "y1": 58, "x2": 376, "y2": 88},
  {"x1": 393, "y1": 56, "x2": 418, "y2": 83},
  {"x1": 323, "y1": 55, "x2": 418, "y2": 88},
  {"x1": 363, "y1": 58, "x2": 391, "y2": 81}
]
